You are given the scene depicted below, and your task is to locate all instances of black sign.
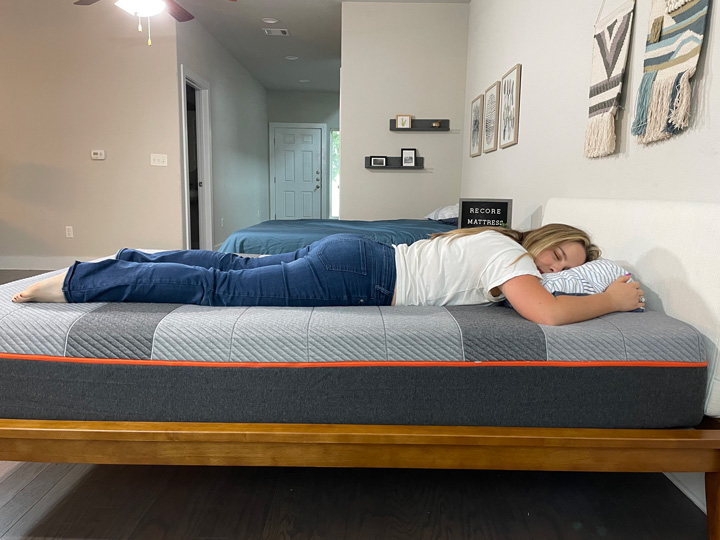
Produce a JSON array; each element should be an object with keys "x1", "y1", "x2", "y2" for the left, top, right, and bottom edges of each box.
[{"x1": 459, "y1": 198, "x2": 512, "y2": 229}]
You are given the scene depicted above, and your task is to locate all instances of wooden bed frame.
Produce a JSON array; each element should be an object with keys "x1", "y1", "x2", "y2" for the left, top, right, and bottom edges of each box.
[{"x1": 0, "y1": 417, "x2": 719, "y2": 537}]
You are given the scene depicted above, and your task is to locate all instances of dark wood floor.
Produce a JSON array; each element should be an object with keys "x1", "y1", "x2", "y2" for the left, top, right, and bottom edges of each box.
[
  {"x1": 0, "y1": 462, "x2": 709, "y2": 539},
  {"x1": 0, "y1": 270, "x2": 709, "y2": 539}
]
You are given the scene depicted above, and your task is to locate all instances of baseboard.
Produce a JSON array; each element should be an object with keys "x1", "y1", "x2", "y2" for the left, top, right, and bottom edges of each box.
[{"x1": 666, "y1": 472, "x2": 706, "y2": 513}]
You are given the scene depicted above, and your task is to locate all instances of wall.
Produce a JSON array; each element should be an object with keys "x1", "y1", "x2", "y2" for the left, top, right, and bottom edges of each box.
[
  {"x1": 339, "y1": 2, "x2": 469, "y2": 220},
  {"x1": 461, "y1": 0, "x2": 720, "y2": 230},
  {"x1": 267, "y1": 91, "x2": 339, "y2": 129},
  {"x1": 177, "y1": 22, "x2": 269, "y2": 250},
  {"x1": 462, "y1": 0, "x2": 719, "y2": 512},
  {"x1": 0, "y1": 0, "x2": 183, "y2": 269}
]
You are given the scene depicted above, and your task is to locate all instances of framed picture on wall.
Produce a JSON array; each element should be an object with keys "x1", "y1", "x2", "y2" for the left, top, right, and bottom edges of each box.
[
  {"x1": 370, "y1": 156, "x2": 387, "y2": 167},
  {"x1": 483, "y1": 81, "x2": 500, "y2": 153},
  {"x1": 395, "y1": 115, "x2": 412, "y2": 129},
  {"x1": 470, "y1": 94, "x2": 483, "y2": 157},
  {"x1": 499, "y1": 64, "x2": 522, "y2": 149},
  {"x1": 401, "y1": 148, "x2": 417, "y2": 167}
]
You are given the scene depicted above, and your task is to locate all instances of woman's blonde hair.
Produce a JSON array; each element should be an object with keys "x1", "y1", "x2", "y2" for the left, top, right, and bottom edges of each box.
[{"x1": 430, "y1": 223, "x2": 601, "y2": 262}]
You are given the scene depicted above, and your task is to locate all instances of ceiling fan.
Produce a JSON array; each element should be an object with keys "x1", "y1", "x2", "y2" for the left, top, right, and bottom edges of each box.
[{"x1": 73, "y1": 0, "x2": 238, "y2": 23}]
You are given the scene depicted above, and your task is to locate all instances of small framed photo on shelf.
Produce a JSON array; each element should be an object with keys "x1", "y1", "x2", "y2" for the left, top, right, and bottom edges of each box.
[
  {"x1": 396, "y1": 115, "x2": 412, "y2": 129},
  {"x1": 369, "y1": 156, "x2": 387, "y2": 167},
  {"x1": 401, "y1": 148, "x2": 417, "y2": 167},
  {"x1": 483, "y1": 81, "x2": 500, "y2": 153},
  {"x1": 470, "y1": 93, "x2": 484, "y2": 157},
  {"x1": 500, "y1": 64, "x2": 521, "y2": 149}
]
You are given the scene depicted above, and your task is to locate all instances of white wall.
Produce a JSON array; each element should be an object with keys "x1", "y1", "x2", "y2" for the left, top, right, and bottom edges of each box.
[
  {"x1": 0, "y1": 1, "x2": 183, "y2": 268},
  {"x1": 461, "y1": 0, "x2": 720, "y2": 512},
  {"x1": 177, "y1": 21, "x2": 269, "y2": 249},
  {"x1": 461, "y1": 0, "x2": 720, "y2": 230},
  {"x1": 339, "y1": 2, "x2": 469, "y2": 220}
]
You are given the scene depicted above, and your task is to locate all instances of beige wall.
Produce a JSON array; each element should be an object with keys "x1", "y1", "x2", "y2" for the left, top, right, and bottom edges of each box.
[
  {"x1": 0, "y1": 0, "x2": 183, "y2": 268},
  {"x1": 267, "y1": 91, "x2": 339, "y2": 129},
  {"x1": 177, "y1": 22, "x2": 269, "y2": 250},
  {"x1": 339, "y1": 2, "x2": 469, "y2": 220},
  {"x1": 461, "y1": 0, "x2": 720, "y2": 230}
]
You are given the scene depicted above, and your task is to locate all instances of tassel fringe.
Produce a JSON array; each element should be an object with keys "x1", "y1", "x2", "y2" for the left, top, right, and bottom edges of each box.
[
  {"x1": 584, "y1": 112, "x2": 616, "y2": 158},
  {"x1": 668, "y1": 67, "x2": 694, "y2": 131},
  {"x1": 637, "y1": 75, "x2": 675, "y2": 144},
  {"x1": 631, "y1": 71, "x2": 657, "y2": 136}
]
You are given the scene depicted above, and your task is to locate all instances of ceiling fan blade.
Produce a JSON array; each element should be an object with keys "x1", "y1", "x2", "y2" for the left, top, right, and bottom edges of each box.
[
  {"x1": 73, "y1": 0, "x2": 102, "y2": 5},
  {"x1": 165, "y1": 0, "x2": 194, "y2": 22}
]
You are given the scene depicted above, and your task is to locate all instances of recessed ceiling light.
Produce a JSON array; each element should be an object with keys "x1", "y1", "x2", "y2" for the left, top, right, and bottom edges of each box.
[
  {"x1": 299, "y1": 79, "x2": 310, "y2": 83},
  {"x1": 285, "y1": 56, "x2": 299, "y2": 61},
  {"x1": 261, "y1": 17, "x2": 279, "y2": 24}
]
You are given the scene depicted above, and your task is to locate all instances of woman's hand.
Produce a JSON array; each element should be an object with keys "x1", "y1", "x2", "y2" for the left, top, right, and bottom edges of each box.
[
  {"x1": 604, "y1": 275, "x2": 645, "y2": 312},
  {"x1": 499, "y1": 274, "x2": 644, "y2": 326}
]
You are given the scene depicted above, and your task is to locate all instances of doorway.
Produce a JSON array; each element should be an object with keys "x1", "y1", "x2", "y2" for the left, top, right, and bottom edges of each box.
[
  {"x1": 180, "y1": 66, "x2": 213, "y2": 249},
  {"x1": 269, "y1": 123, "x2": 328, "y2": 220},
  {"x1": 186, "y1": 84, "x2": 199, "y2": 249}
]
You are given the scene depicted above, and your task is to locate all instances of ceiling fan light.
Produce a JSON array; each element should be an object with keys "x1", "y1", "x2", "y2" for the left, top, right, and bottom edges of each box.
[{"x1": 115, "y1": 0, "x2": 166, "y2": 18}]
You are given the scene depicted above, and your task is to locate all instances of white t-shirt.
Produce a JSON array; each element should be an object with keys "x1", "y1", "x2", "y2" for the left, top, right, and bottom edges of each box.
[{"x1": 393, "y1": 230, "x2": 541, "y2": 306}]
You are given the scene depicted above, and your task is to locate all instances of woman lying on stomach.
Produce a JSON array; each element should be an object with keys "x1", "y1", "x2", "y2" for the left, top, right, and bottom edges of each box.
[{"x1": 11, "y1": 224, "x2": 645, "y2": 326}]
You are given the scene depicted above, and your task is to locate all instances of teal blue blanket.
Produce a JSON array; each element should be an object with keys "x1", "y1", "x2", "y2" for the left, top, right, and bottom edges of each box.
[{"x1": 218, "y1": 219, "x2": 456, "y2": 254}]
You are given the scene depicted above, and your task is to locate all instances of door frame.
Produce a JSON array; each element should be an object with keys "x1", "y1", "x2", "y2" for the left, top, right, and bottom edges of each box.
[
  {"x1": 269, "y1": 122, "x2": 328, "y2": 220},
  {"x1": 180, "y1": 65, "x2": 213, "y2": 249}
]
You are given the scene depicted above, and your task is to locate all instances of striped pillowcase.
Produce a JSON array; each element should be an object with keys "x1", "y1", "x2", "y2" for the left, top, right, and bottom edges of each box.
[{"x1": 541, "y1": 259, "x2": 633, "y2": 295}]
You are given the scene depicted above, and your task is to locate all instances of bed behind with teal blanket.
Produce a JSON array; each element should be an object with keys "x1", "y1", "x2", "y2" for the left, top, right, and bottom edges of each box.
[{"x1": 218, "y1": 219, "x2": 457, "y2": 254}]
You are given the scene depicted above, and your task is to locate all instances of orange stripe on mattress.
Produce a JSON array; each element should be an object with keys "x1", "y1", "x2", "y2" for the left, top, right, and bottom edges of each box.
[{"x1": 0, "y1": 352, "x2": 707, "y2": 368}]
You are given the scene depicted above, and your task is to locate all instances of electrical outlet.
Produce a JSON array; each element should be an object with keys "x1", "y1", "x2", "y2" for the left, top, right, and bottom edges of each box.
[
  {"x1": 65, "y1": 226, "x2": 74, "y2": 238},
  {"x1": 150, "y1": 153, "x2": 168, "y2": 167}
]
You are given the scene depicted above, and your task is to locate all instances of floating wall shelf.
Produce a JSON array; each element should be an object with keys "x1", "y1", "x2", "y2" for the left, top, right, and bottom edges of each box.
[
  {"x1": 365, "y1": 156, "x2": 424, "y2": 169},
  {"x1": 389, "y1": 119, "x2": 450, "y2": 131}
]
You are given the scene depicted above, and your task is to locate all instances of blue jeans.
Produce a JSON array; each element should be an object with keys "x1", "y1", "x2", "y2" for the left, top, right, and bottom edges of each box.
[{"x1": 62, "y1": 234, "x2": 397, "y2": 307}]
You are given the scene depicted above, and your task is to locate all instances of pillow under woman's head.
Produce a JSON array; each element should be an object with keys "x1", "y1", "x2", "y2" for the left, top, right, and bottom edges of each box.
[
  {"x1": 540, "y1": 258, "x2": 633, "y2": 295},
  {"x1": 540, "y1": 259, "x2": 645, "y2": 312}
]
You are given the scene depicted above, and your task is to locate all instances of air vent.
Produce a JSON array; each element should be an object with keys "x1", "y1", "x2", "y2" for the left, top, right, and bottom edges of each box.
[{"x1": 263, "y1": 28, "x2": 290, "y2": 36}]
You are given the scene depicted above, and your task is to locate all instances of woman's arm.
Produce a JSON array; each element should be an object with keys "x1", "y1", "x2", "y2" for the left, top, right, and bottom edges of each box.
[{"x1": 498, "y1": 274, "x2": 644, "y2": 326}]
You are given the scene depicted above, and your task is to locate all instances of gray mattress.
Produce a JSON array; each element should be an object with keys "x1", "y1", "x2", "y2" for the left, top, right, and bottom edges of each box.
[{"x1": 0, "y1": 272, "x2": 707, "y2": 428}]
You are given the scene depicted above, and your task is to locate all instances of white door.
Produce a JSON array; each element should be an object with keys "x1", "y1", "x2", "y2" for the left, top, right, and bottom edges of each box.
[{"x1": 273, "y1": 127, "x2": 322, "y2": 219}]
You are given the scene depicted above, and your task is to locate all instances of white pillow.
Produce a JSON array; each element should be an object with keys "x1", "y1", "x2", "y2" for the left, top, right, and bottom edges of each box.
[{"x1": 424, "y1": 203, "x2": 459, "y2": 220}]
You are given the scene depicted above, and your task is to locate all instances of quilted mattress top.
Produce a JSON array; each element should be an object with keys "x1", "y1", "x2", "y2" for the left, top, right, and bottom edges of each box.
[{"x1": 0, "y1": 271, "x2": 707, "y2": 367}]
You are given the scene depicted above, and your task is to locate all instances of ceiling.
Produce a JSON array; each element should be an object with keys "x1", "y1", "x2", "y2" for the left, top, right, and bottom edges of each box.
[{"x1": 174, "y1": 0, "x2": 469, "y2": 93}]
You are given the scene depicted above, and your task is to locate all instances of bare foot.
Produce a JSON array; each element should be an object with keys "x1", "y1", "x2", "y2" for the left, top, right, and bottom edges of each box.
[{"x1": 12, "y1": 272, "x2": 68, "y2": 303}]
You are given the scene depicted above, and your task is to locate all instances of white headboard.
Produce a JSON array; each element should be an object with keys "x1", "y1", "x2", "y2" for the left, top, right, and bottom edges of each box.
[{"x1": 543, "y1": 197, "x2": 720, "y2": 416}]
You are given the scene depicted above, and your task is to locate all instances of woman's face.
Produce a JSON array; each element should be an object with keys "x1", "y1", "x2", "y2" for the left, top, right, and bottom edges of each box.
[{"x1": 534, "y1": 241, "x2": 587, "y2": 274}]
